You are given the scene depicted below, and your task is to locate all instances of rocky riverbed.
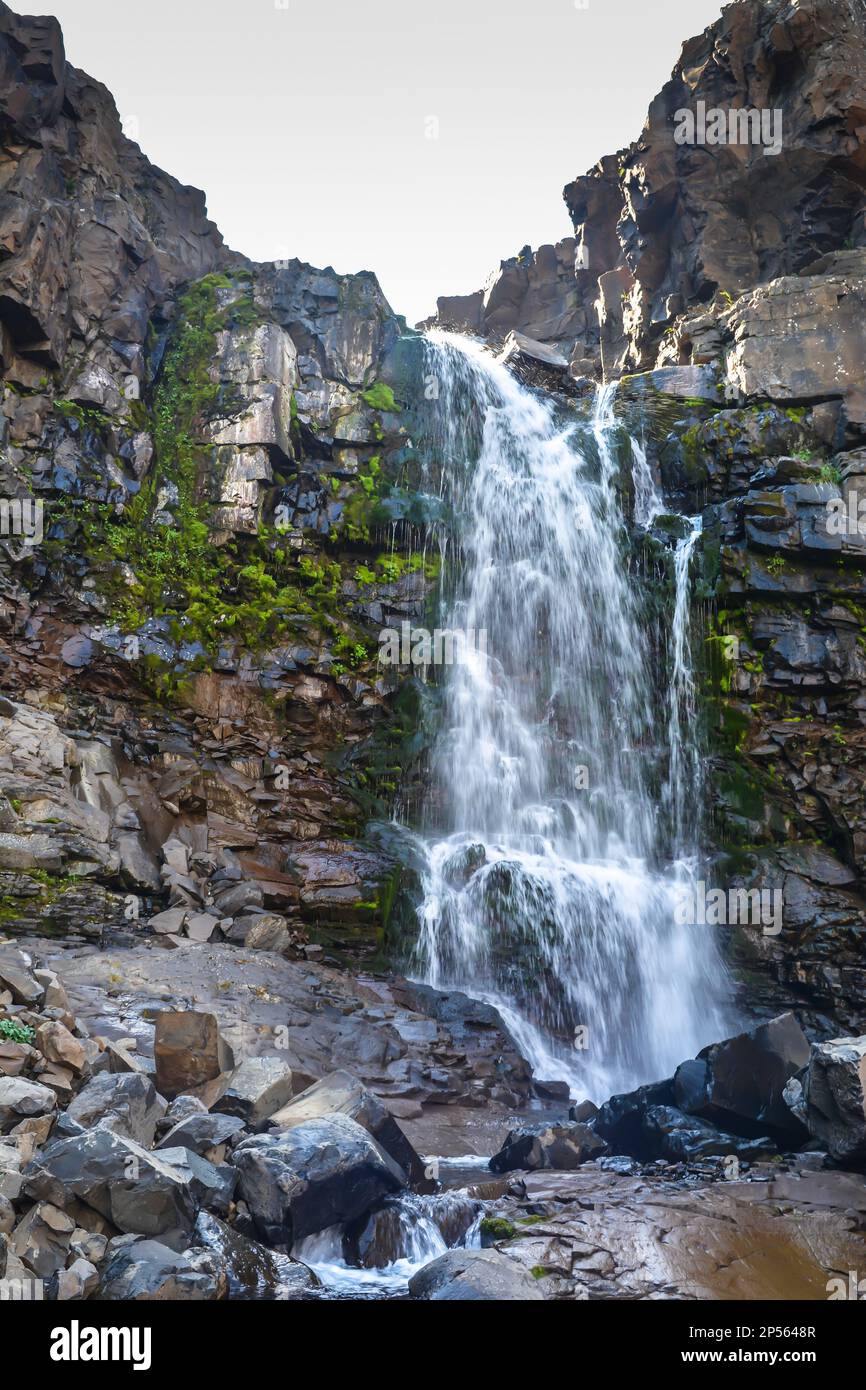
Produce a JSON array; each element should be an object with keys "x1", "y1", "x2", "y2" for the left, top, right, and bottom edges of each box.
[{"x1": 1, "y1": 933, "x2": 864, "y2": 1301}]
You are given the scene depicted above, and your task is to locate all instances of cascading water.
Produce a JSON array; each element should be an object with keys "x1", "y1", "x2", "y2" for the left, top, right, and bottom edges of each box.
[{"x1": 410, "y1": 332, "x2": 733, "y2": 1100}]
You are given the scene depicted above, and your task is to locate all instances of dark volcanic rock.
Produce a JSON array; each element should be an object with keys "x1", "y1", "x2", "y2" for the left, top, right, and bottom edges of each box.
[
  {"x1": 489, "y1": 1121, "x2": 606, "y2": 1173},
  {"x1": 24, "y1": 1130, "x2": 198, "y2": 1248},
  {"x1": 191, "y1": 1210, "x2": 320, "y2": 1300},
  {"x1": 65, "y1": 1072, "x2": 166, "y2": 1146},
  {"x1": 594, "y1": 1078, "x2": 676, "y2": 1152},
  {"x1": 678, "y1": 1013, "x2": 810, "y2": 1143},
  {"x1": 268, "y1": 1069, "x2": 425, "y2": 1185},
  {"x1": 232, "y1": 1112, "x2": 406, "y2": 1247},
  {"x1": 156, "y1": 1111, "x2": 245, "y2": 1158},
  {"x1": 99, "y1": 1236, "x2": 219, "y2": 1301},
  {"x1": 642, "y1": 1106, "x2": 777, "y2": 1163},
  {"x1": 408, "y1": 1248, "x2": 544, "y2": 1302}
]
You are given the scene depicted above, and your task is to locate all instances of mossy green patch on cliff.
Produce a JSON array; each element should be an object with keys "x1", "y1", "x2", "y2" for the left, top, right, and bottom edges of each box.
[
  {"x1": 66, "y1": 273, "x2": 379, "y2": 696},
  {"x1": 361, "y1": 382, "x2": 398, "y2": 413}
]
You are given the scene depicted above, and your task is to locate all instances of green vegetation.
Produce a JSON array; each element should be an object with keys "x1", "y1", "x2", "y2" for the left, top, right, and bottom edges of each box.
[
  {"x1": 817, "y1": 461, "x2": 842, "y2": 484},
  {"x1": 59, "y1": 272, "x2": 382, "y2": 695},
  {"x1": 479, "y1": 1216, "x2": 517, "y2": 1241},
  {"x1": 360, "y1": 382, "x2": 398, "y2": 413},
  {"x1": 0, "y1": 1018, "x2": 35, "y2": 1044}
]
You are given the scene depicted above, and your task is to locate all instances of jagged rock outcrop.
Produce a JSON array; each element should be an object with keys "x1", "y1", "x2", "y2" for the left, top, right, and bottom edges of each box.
[
  {"x1": 427, "y1": 0, "x2": 866, "y2": 383},
  {"x1": 0, "y1": 3, "x2": 435, "y2": 953},
  {"x1": 420, "y1": 240, "x2": 590, "y2": 362}
]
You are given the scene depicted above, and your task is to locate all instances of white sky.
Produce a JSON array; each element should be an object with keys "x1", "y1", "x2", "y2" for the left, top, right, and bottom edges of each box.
[{"x1": 43, "y1": 0, "x2": 726, "y2": 324}]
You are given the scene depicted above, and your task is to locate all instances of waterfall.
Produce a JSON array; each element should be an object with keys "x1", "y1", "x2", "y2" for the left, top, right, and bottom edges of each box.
[
  {"x1": 410, "y1": 331, "x2": 732, "y2": 1101},
  {"x1": 666, "y1": 518, "x2": 704, "y2": 857}
]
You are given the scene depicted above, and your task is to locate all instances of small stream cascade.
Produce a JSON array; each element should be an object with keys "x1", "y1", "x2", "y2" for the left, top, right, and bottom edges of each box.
[{"x1": 410, "y1": 332, "x2": 734, "y2": 1100}]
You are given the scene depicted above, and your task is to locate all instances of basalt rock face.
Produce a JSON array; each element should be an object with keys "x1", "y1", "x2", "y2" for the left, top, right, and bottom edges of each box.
[
  {"x1": 426, "y1": 0, "x2": 866, "y2": 382},
  {"x1": 419, "y1": 240, "x2": 591, "y2": 363},
  {"x1": 0, "y1": 4, "x2": 435, "y2": 955}
]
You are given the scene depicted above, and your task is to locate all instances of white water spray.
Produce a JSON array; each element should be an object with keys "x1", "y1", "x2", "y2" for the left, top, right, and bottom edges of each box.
[{"x1": 411, "y1": 332, "x2": 732, "y2": 1100}]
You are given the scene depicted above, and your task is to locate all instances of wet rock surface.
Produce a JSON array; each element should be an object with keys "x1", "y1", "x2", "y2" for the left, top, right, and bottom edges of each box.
[
  {"x1": 1, "y1": 935, "x2": 863, "y2": 1303},
  {"x1": 482, "y1": 1162, "x2": 866, "y2": 1301}
]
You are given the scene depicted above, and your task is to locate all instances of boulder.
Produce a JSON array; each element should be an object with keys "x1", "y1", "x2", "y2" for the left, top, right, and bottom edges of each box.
[
  {"x1": 33, "y1": 969, "x2": 68, "y2": 1011},
  {"x1": 34, "y1": 1020, "x2": 86, "y2": 1074},
  {"x1": 233, "y1": 1112, "x2": 406, "y2": 1247},
  {"x1": 156, "y1": 1111, "x2": 245, "y2": 1159},
  {"x1": 0, "y1": 947, "x2": 45, "y2": 1006},
  {"x1": 156, "y1": 1146, "x2": 236, "y2": 1219},
  {"x1": 269, "y1": 1069, "x2": 424, "y2": 1183},
  {"x1": 156, "y1": 1095, "x2": 208, "y2": 1139},
  {"x1": 153, "y1": 1011, "x2": 234, "y2": 1100},
  {"x1": 243, "y1": 914, "x2": 297, "y2": 954},
  {"x1": 0, "y1": 1076, "x2": 56, "y2": 1133},
  {"x1": 218, "y1": 1057, "x2": 294, "y2": 1130},
  {"x1": 408, "y1": 1248, "x2": 544, "y2": 1301},
  {"x1": 65, "y1": 1072, "x2": 166, "y2": 1146},
  {"x1": 489, "y1": 1121, "x2": 606, "y2": 1173},
  {"x1": 99, "y1": 1235, "x2": 219, "y2": 1300},
  {"x1": 57, "y1": 1256, "x2": 100, "y2": 1300},
  {"x1": 594, "y1": 1078, "x2": 676, "y2": 1153},
  {"x1": 800, "y1": 1036, "x2": 866, "y2": 1166},
  {"x1": 191, "y1": 1211, "x2": 320, "y2": 1300},
  {"x1": 24, "y1": 1130, "x2": 198, "y2": 1248},
  {"x1": 642, "y1": 1107, "x2": 777, "y2": 1163},
  {"x1": 9, "y1": 1201, "x2": 74, "y2": 1277},
  {"x1": 676, "y1": 1014, "x2": 810, "y2": 1144}
]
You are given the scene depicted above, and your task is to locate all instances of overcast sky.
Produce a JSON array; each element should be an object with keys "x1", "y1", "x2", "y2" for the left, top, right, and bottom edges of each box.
[{"x1": 44, "y1": 0, "x2": 726, "y2": 324}]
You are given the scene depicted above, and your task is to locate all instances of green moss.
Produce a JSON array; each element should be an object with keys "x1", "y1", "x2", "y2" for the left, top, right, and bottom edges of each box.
[
  {"x1": 361, "y1": 382, "x2": 398, "y2": 413},
  {"x1": 60, "y1": 273, "x2": 376, "y2": 696},
  {"x1": 54, "y1": 399, "x2": 112, "y2": 429},
  {"x1": 480, "y1": 1216, "x2": 517, "y2": 1241}
]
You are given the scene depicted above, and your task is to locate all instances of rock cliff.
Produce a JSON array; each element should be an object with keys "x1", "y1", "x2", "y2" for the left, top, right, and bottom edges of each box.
[{"x1": 0, "y1": 1, "x2": 432, "y2": 957}]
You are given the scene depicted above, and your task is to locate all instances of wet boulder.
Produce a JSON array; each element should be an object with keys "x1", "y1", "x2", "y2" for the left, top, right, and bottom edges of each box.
[
  {"x1": 642, "y1": 1107, "x2": 777, "y2": 1163},
  {"x1": 409, "y1": 1248, "x2": 544, "y2": 1301},
  {"x1": 269, "y1": 1069, "x2": 425, "y2": 1184},
  {"x1": 218, "y1": 1057, "x2": 294, "y2": 1130},
  {"x1": 157, "y1": 1146, "x2": 237, "y2": 1219},
  {"x1": 675, "y1": 1013, "x2": 810, "y2": 1144},
  {"x1": 233, "y1": 1112, "x2": 406, "y2": 1247},
  {"x1": 191, "y1": 1211, "x2": 320, "y2": 1299},
  {"x1": 594, "y1": 1078, "x2": 676, "y2": 1155},
  {"x1": 99, "y1": 1235, "x2": 219, "y2": 1300},
  {"x1": 489, "y1": 1121, "x2": 606, "y2": 1173},
  {"x1": 24, "y1": 1130, "x2": 198, "y2": 1248},
  {"x1": 156, "y1": 1111, "x2": 245, "y2": 1159},
  {"x1": 65, "y1": 1072, "x2": 166, "y2": 1146},
  {"x1": 0, "y1": 1076, "x2": 57, "y2": 1133},
  {"x1": 799, "y1": 1036, "x2": 866, "y2": 1166}
]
